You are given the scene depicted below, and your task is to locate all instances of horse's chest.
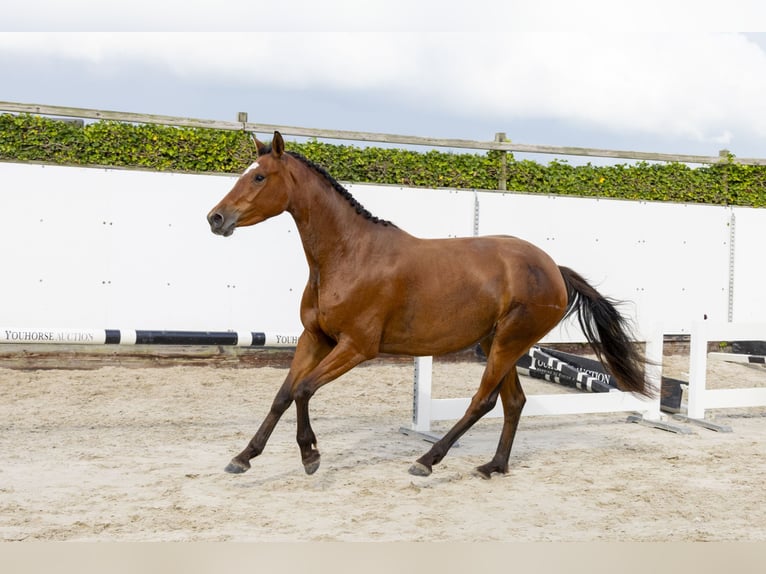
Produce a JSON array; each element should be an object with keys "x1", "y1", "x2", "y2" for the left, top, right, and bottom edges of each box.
[
  {"x1": 317, "y1": 287, "x2": 343, "y2": 312},
  {"x1": 313, "y1": 278, "x2": 372, "y2": 330}
]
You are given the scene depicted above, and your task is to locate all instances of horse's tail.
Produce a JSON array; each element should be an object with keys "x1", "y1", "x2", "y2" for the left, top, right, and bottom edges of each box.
[{"x1": 559, "y1": 266, "x2": 654, "y2": 398}]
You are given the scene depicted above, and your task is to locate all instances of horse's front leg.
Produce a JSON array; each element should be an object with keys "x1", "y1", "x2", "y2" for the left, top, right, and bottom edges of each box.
[
  {"x1": 225, "y1": 330, "x2": 333, "y2": 474},
  {"x1": 291, "y1": 337, "x2": 371, "y2": 474}
]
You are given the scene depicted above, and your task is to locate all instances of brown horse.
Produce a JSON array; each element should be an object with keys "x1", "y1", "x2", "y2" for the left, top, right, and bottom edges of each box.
[{"x1": 207, "y1": 131, "x2": 651, "y2": 479}]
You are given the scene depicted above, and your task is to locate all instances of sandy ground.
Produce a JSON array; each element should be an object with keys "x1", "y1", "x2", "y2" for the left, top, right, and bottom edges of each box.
[{"x1": 0, "y1": 354, "x2": 764, "y2": 542}]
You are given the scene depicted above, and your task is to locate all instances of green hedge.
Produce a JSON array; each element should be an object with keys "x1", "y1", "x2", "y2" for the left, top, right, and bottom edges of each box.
[{"x1": 2, "y1": 113, "x2": 765, "y2": 207}]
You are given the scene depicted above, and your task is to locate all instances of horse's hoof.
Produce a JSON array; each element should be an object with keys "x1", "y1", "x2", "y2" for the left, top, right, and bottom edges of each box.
[
  {"x1": 474, "y1": 463, "x2": 507, "y2": 480},
  {"x1": 224, "y1": 459, "x2": 251, "y2": 474},
  {"x1": 472, "y1": 467, "x2": 493, "y2": 480},
  {"x1": 408, "y1": 462, "x2": 432, "y2": 477},
  {"x1": 303, "y1": 452, "x2": 321, "y2": 475}
]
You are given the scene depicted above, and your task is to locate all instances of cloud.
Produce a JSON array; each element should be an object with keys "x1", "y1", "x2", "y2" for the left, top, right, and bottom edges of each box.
[
  {"x1": 488, "y1": 32, "x2": 766, "y2": 144},
  {"x1": 2, "y1": 30, "x2": 766, "y2": 145}
]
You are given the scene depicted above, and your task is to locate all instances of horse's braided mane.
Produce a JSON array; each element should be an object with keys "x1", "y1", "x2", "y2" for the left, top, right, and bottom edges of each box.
[{"x1": 258, "y1": 145, "x2": 396, "y2": 228}]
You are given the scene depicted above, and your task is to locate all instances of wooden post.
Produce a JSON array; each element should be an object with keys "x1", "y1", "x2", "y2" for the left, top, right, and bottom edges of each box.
[
  {"x1": 718, "y1": 149, "x2": 730, "y2": 205},
  {"x1": 495, "y1": 132, "x2": 507, "y2": 191}
]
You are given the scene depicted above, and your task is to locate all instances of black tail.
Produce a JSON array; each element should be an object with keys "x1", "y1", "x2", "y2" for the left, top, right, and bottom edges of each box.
[{"x1": 559, "y1": 266, "x2": 654, "y2": 398}]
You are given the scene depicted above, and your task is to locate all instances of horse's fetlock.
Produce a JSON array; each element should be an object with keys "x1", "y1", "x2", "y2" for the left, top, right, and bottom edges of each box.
[{"x1": 297, "y1": 428, "x2": 316, "y2": 448}]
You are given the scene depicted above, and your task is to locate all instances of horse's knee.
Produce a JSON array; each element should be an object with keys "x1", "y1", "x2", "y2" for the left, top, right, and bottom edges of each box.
[
  {"x1": 474, "y1": 395, "x2": 499, "y2": 417},
  {"x1": 292, "y1": 380, "x2": 316, "y2": 403},
  {"x1": 507, "y1": 392, "x2": 526, "y2": 412},
  {"x1": 269, "y1": 385, "x2": 293, "y2": 414}
]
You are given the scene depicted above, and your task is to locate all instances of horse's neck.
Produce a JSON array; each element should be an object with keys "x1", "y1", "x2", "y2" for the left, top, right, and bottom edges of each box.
[{"x1": 287, "y1": 176, "x2": 382, "y2": 268}]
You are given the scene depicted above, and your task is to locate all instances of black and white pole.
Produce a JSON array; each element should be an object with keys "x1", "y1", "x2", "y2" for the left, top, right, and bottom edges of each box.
[
  {"x1": 0, "y1": 328, "x2": 301, "y2": 347},
  {"x1": 516, "y1": 346, "x2": 619, "y2": 393}
]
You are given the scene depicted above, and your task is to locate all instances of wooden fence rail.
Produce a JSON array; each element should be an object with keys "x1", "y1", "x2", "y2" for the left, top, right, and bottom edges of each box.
[{"x1": 3, "y1": 100, "x2": 766, "y2": 168}]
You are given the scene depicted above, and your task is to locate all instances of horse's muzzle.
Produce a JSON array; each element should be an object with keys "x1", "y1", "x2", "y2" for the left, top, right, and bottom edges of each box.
[{"x1": 207, "y1": 210, "x2": 236, "y2": 237}]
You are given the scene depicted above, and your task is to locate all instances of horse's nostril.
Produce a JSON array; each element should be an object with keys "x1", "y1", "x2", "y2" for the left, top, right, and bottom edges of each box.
[{"x1": 209, "y1": 212, "x2": 224, "y2": 229}]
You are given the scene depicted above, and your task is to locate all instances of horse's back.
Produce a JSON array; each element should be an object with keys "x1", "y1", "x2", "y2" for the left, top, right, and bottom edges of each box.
[{"x1": 415, "y1": 234, "x2": 565, "y2": 294}]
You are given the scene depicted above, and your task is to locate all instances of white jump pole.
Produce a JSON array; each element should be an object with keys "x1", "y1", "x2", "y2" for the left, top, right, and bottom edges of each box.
[{"x1": 686, "y1": 321, "x2": 766, "y2": 422}]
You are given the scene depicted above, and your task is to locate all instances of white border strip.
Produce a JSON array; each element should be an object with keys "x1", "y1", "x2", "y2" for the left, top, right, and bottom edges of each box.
[{"x1": 0, "y1": 328, "x2": 107, "y2": 345}]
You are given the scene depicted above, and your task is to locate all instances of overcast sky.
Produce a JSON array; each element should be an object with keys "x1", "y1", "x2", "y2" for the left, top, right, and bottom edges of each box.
[{"x1": 2, "y1": 1, "x2": 766, "y2": 163}]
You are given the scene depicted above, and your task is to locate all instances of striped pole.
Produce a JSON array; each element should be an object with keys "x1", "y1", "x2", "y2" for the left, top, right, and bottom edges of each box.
[
  {"x1": 516, "y1": 346, "x2": 619, "y2": 393},
  {"x1": 516, "y1": 345, "x2": 685, "y2": 414},
  {"x1": 0, "y1": 328, "x2": 301, "y2": 347}
]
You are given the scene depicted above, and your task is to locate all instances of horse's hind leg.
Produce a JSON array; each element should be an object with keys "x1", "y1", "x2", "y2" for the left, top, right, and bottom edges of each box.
[
  {"x1": 408, "y1": 368, "x2": 504, "y2": 477},
  {"x1": 474, "y1": 369, "x2": 525, "y2": 479},
  {"x1": 409, "y1": 335, "x2": 526, "y2": 477}
]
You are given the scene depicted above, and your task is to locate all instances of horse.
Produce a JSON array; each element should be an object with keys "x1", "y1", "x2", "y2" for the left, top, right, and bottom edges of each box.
[{"x1": 207, "y1": 131, "x2": 652, "y2": 479}]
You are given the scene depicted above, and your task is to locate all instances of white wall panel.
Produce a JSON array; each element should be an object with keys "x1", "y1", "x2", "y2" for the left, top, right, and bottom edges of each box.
[
  {"x1": 731, "y1": 207, "x2": 766, "y2": 323},
  {"x1": 1, "y1": 162, "x2": 763, "y2": 341},
  {"x1": 477, "y1": 193, "x2": 732, "y2": 338},
  {"x1": 1, "y1": 164, "x2": 307, "y2": 332}
]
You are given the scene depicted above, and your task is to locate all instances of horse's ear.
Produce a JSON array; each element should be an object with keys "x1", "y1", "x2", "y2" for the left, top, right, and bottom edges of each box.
[
  {"x1": 254, "y1": 136, "x2": 269, "y2": 157},
  {"x1": 272, "y1": 131, "x2": 285, "y2": 158}
]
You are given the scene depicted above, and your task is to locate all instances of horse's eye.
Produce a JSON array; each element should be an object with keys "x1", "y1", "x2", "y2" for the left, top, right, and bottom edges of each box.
[{"x1": 254, "y1": 174, "x2": 265, "y2": 183}]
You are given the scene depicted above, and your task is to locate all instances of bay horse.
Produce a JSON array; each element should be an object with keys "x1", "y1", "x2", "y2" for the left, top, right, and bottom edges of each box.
[{"x1": 207, "y1": 131, "x2": 651, "y2": 479}]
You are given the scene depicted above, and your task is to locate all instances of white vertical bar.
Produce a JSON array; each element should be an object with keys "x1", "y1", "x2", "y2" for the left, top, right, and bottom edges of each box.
[
  {"x1": 412, "y1": 356, "x2": 433, "y2": 432},
  {"x1": 642, "y1": 325, "x2": 664, "y2": 420},
  {"x1": 687, "y1": 321, "x2": 709, "y2": 419}
]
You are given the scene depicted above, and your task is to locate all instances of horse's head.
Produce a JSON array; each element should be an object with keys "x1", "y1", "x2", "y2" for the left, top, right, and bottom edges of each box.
[{"x1": 207, "y1": 131, "x2": 291, "y2": 237}]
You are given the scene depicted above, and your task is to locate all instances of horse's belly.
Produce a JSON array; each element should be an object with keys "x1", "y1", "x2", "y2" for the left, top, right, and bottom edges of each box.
[{"x1": 378, "y1": 297, "x2": 499, "y2": 356}]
